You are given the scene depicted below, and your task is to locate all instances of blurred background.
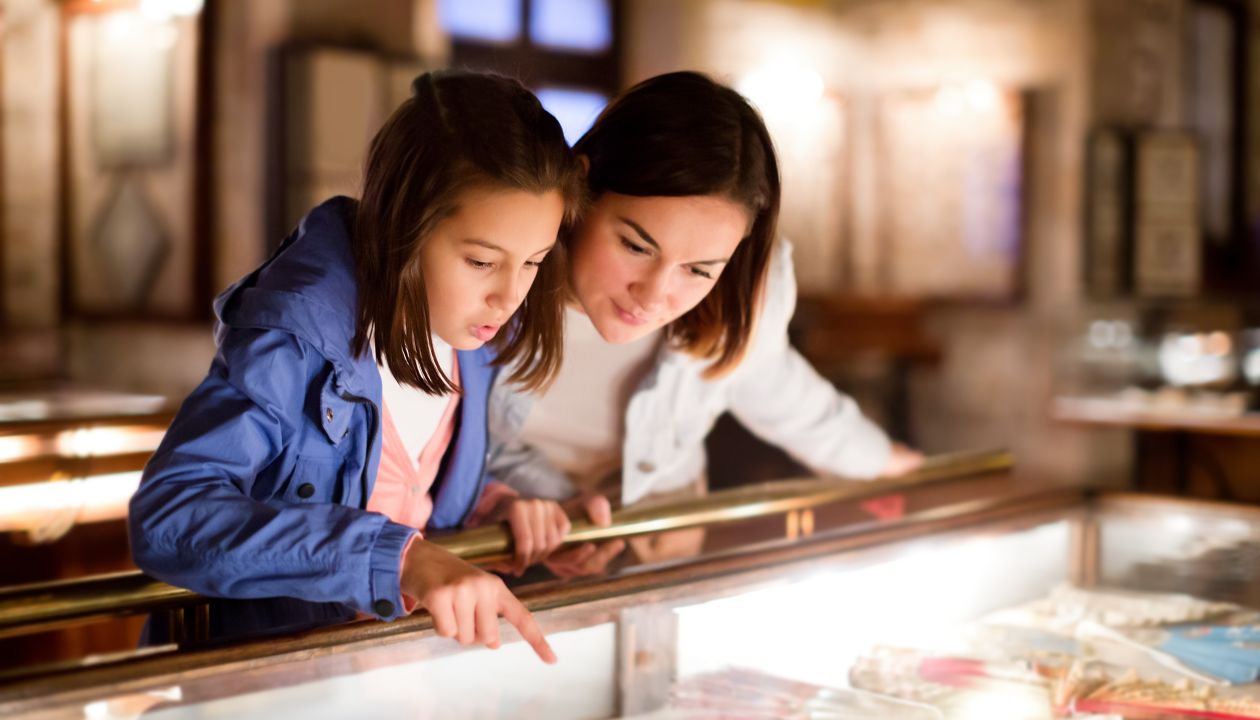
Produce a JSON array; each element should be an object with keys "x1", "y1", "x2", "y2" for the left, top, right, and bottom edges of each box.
[{"x1": 2, "y1": 0, "x2": 1260, "y2": 662}]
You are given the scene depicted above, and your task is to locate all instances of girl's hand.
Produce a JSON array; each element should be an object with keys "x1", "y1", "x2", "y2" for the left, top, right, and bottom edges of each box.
[
  {"x1": 545, "y1": 495, "x2": 626, "y2": 578},
  {"x1": 401, "y1": 539, "x2": 556, "y2": 663},
  {"x1": 495, "y1": 498, "x2": 572, "y2": 576}
]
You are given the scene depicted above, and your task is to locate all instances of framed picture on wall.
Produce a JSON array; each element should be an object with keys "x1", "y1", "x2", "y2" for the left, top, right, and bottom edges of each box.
[
  {"x1": 870, "y1": 84, "x2": 1027, "y2": 302},
  {"x1": 59, "y1": 0, "x2": 212, "y2": 321},
  {"x1": 1132, "y1": 131, "x2": 1201, "y2": 298}
]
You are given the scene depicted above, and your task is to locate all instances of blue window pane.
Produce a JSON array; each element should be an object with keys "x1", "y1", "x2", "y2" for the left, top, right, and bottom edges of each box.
[
  {"x1": 438, "y1": 0, "x2": 521, "y2": 43},
  {"x1": 535, "y1": 87, "x2": 608, "y2": 146},
  {"x1": 530, "y1": 0, "x2": 611, "y2": 52}
]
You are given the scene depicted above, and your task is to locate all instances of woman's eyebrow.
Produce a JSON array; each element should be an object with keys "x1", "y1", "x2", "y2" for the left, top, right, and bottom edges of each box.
[
  {"x1": 617, "y1": 217, "x2": 660, "y2": 250},
  {"x1": 618, "y1": 217, "x2": 729, "y2": 265}
]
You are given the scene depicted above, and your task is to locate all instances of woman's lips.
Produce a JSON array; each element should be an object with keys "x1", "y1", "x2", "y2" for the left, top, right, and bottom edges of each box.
[
  {"x1": 612, "y1": 301, "x2": 648, "y2": 326},
  {"x1": 471, "y1": 324, "x2": 500, "y2": 342}
]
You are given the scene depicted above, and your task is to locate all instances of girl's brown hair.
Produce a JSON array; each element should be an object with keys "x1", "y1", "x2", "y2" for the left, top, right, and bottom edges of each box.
[
  {"x1": 353, "y1": 70, "x2": 583, "y2": 395},
  {"x1": 573, "y1": 71, "x2": 781, "y2": 378}
]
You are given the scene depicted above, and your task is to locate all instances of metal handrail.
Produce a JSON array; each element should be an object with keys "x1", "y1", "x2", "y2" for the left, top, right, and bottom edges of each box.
[{"x1": 0, "y1": 449, "x2": 1012, "y2": 640}]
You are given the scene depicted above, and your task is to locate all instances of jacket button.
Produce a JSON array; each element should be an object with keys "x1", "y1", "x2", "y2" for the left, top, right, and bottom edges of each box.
[
  {"x1": 374, "y1": 599, "x2": 395, "y2": 617},
  {"x1": 636, "y1": 461, "x2": 655, "y2": 474},
  {"x1": 325, "y1": 408, "x2": 334, "y2": 423},
  {"x1": 297, "y1": 483, "x2": 316, "y2": 499}
]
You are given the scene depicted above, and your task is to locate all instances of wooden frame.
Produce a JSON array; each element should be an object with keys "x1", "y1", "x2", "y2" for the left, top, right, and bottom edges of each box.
[
  {"x1": 448, "y1": 0, "x2": 623, "y2": 104},
  {"x1": 56, "y1": 0, "x2": 214, "y2": 322}
]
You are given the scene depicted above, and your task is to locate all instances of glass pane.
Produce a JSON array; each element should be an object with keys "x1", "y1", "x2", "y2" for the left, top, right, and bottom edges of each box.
[
  {"x1": 529, "y1": 0, "x2": 611, "y2": 53},
  {"x1": 438, "y1": 0, "x2": 521, "y2": 43},
  {"x1": 535, "y1": 86, "x2": 608, "y2": 146}
]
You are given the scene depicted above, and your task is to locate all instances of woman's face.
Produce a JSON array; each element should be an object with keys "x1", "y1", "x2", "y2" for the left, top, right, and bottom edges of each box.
[
  {"x1": 420, "y1": 186, "x2": 564, "y2": 350},
  {"x1": 569, "y1": 193, "x2": 749, "y2": 345}
]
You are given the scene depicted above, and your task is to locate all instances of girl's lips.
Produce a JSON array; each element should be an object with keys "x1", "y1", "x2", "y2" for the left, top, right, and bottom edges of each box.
[
  {"x1": 612, "y1": 301, "x2": 647, "y2": 326},
  {"x1": 471, "y1": 324, "x2": 500, "y2": 342}
]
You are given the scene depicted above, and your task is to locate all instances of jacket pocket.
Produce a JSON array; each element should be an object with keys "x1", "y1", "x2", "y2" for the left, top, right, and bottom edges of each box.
[{"x1": 284, "y1": 455, "x2": 344, "y2": 504}]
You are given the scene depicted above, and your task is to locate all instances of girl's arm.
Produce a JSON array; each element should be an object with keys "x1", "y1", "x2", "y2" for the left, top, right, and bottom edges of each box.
[{"x1": 129, "y1": 328, "x2": 415, "y2": 620}]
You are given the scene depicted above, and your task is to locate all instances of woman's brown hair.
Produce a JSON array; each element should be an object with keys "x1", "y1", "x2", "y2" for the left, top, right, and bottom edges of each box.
[
  {"x1": 352, "y1": 70, "x2": 583, "y2": 395},
  {"x1": 573, "y1": 71, "x2": 781, "y2": 378}
]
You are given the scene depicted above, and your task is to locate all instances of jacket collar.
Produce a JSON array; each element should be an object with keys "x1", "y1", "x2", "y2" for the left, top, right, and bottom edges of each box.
[{"x1": 212, "y1": 197, "x2": 374, "y2": 395}]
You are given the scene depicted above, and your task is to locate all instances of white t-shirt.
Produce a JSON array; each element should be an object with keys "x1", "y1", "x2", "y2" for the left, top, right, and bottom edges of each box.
[
  {"x1": 377, "y1": 335, "x2": 456, "y2": 470},
  {"x1": 518, "y1": 307, "x2": 661, "y2": 490}
]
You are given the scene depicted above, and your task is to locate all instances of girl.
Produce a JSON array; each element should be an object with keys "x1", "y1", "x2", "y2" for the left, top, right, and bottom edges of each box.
[
  {"x1": 129, "y1": 71, "x2": 585, "y2": 660},
  {"x1": 487, "y1": 72, "x2": 923, "y2": 575}
]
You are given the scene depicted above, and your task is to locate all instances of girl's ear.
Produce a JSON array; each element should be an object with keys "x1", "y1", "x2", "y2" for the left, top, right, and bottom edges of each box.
[{"x1": 577, "y1": 154, "x2": 590, "y2": 177}]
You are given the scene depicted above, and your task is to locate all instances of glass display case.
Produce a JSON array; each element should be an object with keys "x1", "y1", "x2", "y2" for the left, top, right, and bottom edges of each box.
[{"x1": 5, "y1": 488, "x2": 1260, "y2": 719}]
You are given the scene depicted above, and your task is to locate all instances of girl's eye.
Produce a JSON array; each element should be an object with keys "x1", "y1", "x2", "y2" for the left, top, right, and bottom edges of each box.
[
  {"x1": 524, "y1": 260, "x2": 542, "y2": 270},
  {"x1": 620, "y1": 237, "x2": 650, "y2": 256},
  {"x1": 465, "y1": 258, "x2": 493, "y2": 270},
  {"x1": 689, "y1": 267, "x2": 714, "y2": 280}
]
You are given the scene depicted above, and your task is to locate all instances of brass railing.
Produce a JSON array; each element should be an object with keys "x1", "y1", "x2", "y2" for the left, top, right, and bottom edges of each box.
[{"x1": 0, "y1": 449, "x2": 1012, "y2": 641}]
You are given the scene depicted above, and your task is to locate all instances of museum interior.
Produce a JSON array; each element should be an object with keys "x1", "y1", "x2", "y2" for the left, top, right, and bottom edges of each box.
[{"x1": 3, "y1": 0, "x2": 1260, "y2": 718}]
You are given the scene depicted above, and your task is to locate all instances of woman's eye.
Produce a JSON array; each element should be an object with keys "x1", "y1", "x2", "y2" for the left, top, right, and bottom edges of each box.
[
  {"x1": 465, "y1": 258, "x2": 493, "y2": 270},
  {"x1": 689, "y1": 267, "x2": 714, "y2": 280},
  {"x1": 620, "y1": 237, "x2": 650, "y2": 256},
  {"x1": 524, "y1": 259, "x2": 543, "y2": 270}
]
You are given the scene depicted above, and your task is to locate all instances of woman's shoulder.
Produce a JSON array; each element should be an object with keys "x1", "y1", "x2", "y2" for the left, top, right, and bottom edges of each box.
[{"x1": 750, "y1": 237, "x2": 798, "y2": 343}]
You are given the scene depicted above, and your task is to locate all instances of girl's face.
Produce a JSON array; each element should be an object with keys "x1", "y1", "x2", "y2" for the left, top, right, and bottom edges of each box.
[
  {"x1": 569, "y1": 193, "x2": 749, "y2": 344},
  {"x1": 420, "y1": 187, "x2": 565, "y2": 350}
]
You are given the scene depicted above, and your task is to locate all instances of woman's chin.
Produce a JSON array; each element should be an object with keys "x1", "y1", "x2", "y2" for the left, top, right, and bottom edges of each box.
[{"x1": 592, "y1": 314, "x2": 654, "y2": 345}]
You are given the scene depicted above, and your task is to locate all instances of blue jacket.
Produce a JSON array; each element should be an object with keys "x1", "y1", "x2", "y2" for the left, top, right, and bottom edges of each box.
[{"x1": 129, "y1": 197, "x2": 496, "y2": 643}]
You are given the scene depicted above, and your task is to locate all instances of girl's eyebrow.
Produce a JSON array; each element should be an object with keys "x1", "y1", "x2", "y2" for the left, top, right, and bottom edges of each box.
[
  {"x1": 461, "y1": 238, "x2": 507, "y2": 253},
  {"x1": 461, "y1": 238, "x2": 554, "y2": 257}
]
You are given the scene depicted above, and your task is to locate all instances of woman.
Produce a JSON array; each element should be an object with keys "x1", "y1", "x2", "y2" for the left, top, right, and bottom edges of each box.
[{"x1": 487, "y1": 72, "x2": 922, "y2": 572}]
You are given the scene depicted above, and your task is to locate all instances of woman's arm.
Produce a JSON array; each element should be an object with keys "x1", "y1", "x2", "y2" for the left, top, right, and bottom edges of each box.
[
  {"x1": 725, "y1": 241, "x2": 894, "y2": 479},
  {"x1": 129, "y1": 328, "x2": 416, "y2": 620}
]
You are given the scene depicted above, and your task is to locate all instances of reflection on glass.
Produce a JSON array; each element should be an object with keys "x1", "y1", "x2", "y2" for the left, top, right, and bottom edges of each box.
[
  {"x1": 535, "y1": 86, "x2": 607, "y2": 145},
  {"x1": 437, "y1": 0, "x2": 521, "y2": 43},
  {"x1": 529, "y1": 0, "x2": 612, "y2": 52}
]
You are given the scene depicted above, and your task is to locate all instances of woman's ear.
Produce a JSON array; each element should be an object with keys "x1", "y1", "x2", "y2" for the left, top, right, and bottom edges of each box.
[{"x1": 577, "y1": 153, "x2": 590, "y2": 177}]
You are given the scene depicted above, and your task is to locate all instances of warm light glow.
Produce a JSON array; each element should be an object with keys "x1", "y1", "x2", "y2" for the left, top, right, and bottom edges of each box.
[
  {"x1": 57, "y1": 427, "x2": 129, "y2": 457},
  {"x1": 738, "y1": 60, "x2": 825, "y2": 116},
  {"x1": 139, "y1": 0, "x2": 203, "y2": 21},
  {"x1": 1245, "y1": 348, "x2": 1260, "y2": 385},
  {"x1": 1159, "y1": 332, "x2": 1237, "y2": 386},
  {"x1": 933, "y1": 80, "x2": 1002, "y2": 117},
  {"x1": 0, "y1": 435, "x2": 40, "y2": 463},
  {"x1": 964, "y1": 80, "x2": 1000, "y2": 112},
  {"x1": 0, "y1": 472, "x2": 140, "y2": 533}
]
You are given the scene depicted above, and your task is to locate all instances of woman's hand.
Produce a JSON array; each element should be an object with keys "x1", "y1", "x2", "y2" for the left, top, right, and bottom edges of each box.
[
  {"x1": 545, "y1": 495, "x2": 626, "y2": 578},
  {"x1": 491, "y1": 498, "x2": 572, "y2": 576},
  {"x1": 881, "y1": 442, "x2": 925, "y2": 477},
  {"x1": 401, "y1": 539, "x2": 556, "y2": 663}
]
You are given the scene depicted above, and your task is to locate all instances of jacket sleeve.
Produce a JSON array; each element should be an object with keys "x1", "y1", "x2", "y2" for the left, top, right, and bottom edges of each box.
[
  {"x1": 726, "y1": 241, "x2": 892, "y2": 479},
  {"x1": 128, "y1": 328, "x2": 416, "y2": 620}
]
